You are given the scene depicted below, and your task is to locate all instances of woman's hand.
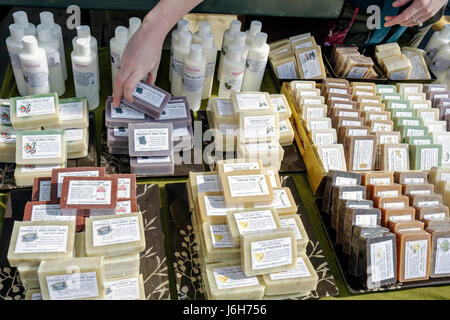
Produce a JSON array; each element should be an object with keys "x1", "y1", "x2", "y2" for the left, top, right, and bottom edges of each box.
[{"x1": 384, "y1": 0, "x2": 448, "y2": 28}]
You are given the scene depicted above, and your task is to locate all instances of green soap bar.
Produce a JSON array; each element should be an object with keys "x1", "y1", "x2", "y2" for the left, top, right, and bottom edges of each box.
[
  {"x1": 393, "y1": 117, "x2": 423, "y2": 131},
  {"x1": 403, "y1": 136, "x2": 433, "y2": 145},
  {"x1": 389, "y1": 108, "x2": 415, "y2": 119},
  {"x1": 376, "y1": 84, "x2": 397, "y2": 94},
  {"x1": 399, "y1": 125, "x2": 428, "y2": 138},
  {"x1": 381, "y1": 93, "x2": 403, "y2": 101},
  {"x1": 409, "y1": 144, "x2": 442, "y2": 170},
  {"x1": 385, "y1": 99, "x2": 410, "y2": 109}
]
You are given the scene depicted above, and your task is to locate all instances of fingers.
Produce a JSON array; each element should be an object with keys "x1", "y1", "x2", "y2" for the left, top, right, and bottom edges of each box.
[
  {"x1": 123, "y1": 71, "x2": 146, "y2": 103},
  {"x1": 392, "y1": 0, "x2": 412, "y2": 7},
  {"x1": 384, "y1": 4, "x2": 419, "y2": 27},
  {"x1": 112, "y1": 68, "x2": 129, "y2": 107}
]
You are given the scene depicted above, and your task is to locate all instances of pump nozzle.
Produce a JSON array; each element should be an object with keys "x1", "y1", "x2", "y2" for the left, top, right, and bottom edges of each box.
[
  {"x1": 229, "y1": 20, "x2": 241, "y2": 34},
  {"x1": 115, "y1": 26, "x2": 128, "y2": 44},
  {"x1": 234, "y1": 31, "x2": 247, "y2": 47},
  {"x1": 9, "y1": 23, "x2": 25, "y2": 42},
  {"x1": 75, "y1": 38, "x2": 91, "y2": 56},
  {"x1": 249, "y1": 20, "x2": 262, "y2": 35},
  {"x1": 40, "y1": 11, "x2": 55, "y2": 26}
]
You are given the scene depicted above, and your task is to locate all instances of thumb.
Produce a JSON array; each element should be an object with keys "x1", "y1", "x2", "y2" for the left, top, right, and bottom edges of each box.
[{"x1": 392, "y1": 0, "x2": 412, "y2": 7}]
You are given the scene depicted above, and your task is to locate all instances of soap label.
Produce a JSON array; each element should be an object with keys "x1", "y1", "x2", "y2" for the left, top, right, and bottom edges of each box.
[
  {"x1": 378, "y1": 190, "x2": 399, "y2": 197},
  {"x1": 372, "y1": 122, "x2": 391, "y2": 132},
  {"x1": 31, "y1": 204, "x2": 76, "y2": 222},
  {"x1": 407, "y1": 129, "x2": 424, "y2": 136},
  {"x1": 113, "y1": 128, "x2": 128, "y2": 137},
  {"x1": 65, "y1": 129, "x2": 84, "y2": 142},
  {"x1": 320, "y1": 147, "x2": 343, "y2": 171},
  {"x1": 92, "y1": 216, "x2": 140, "y2": 247},
  {"x1": 136, "y1": 156, "x2": 171, "y2": 164},
  {"x1": 66, "y1": 180, "x2": 112, "y2": 205},
  {"x1": 404, "y1": 178, "x2": 424, "y2": 184},
  {"x1": 306, "y1": 107, "x2": 324, "y2": 119},
  {"x1": 370, "y1": 240, "x2": 395, "y2": 283},
  {"x1": 342, "y1": 191, "x2": 363, "y2": 200},
  {"x1": 21, "y1": 164, "x2": 61, "y2": 173},
  {"x1": 270, "y1": 97, "x2": 287, "y2": 113},
  {"x1": 213, "y1": 266, "x2": 259, "y2": 290},
  {"x1": 434, "y1": 237, "x2": 450, "y2": 275},
  {"x1": 338, "y1": 111, "x2": 358, "y2": 117},
  {"x1": 104, "y1": 276, "x2": 141, "y2": 300},
  {"x1": 384, "y1": 202, "x2": 405, "y2": 209},
  {"x1": 39, "y1": 180, "x2": 51, "y2": 201},
  {"x1": 210, "y1": 225, "x2": 238, "y2": 248},
  {"x1": 334, "y1": 103, "x2": 353, "y2": 109},
  {"x1": 369, "y1": 178, "x2": 391, "y2": 185},
  {"x1": 355, "y1": 214, "x2": 378, "y2": 226},
  {"x1": 14, "y1": 225, "x2": 68, "y2": 253},
  {"x1": 276, "y1": 61, "x2": 297, "y2": 79},
  {"x1": 117, "y1": 178, "x2": 131, "y2": 199},
  {"x1": 417, "y1": 200, "x2": 440, "y2": 207},
  {"x1": 404, "y1": 239, "x2": 428, "y2": 280},
  {"x1": 21, "y1": 134, "x2": 62, "y2": 160},
  {"x1": 352, "y1": 140, "x2": 374, "y2": 170},
  {"x1": 329, "y1": 88, "x2": 349, "y2": 94},
  {"x1": 304, "y1": 98, "x2": 323, "y2": 105},
  {"x1": 387, "y1": 147, "x2": 408, "y2": 171},
  {"x1": 313, "y1": 133, "x2": 334, "y2": 145},
  {"x1": 279, "y1": 120, "x2": 290, "y2": 133},
  {"x1": 390, "y1": 103, "x2": 406, "y2": 109},
  {"x1": 279, "y1": 218, "x2": 302, "y2": 240},
  {"x1": 133, "y1": 82, "x2": 166, "y2": 108},
  {"x1": 250, "y1": 237, "x2": 293, "y2": 270},
  {"x1": 0, "y1": 106, "x2": 11, "y2": 125},
  {"x1": 254, "y1": 189, "x2": 292, "y2": 210},
  {"x1": 243, "y1": 115, "x2": 276, "y2": 139},
  {"x1": 309, "y1": 120, "x2": 330, "y2": 129},
  {"x1": 379, "y1": 134, "x2": 398, "y2": 144},
  {"x1": 57, "y1": 171, "x2": 100, "y2": 198},
  {"x1": 59, "y1": 101, "x2": 83, "y2": 121},
  {"x1": 389, "y1": 215, "x2": 411, "y2": 222},
  {"x1": 196, "y1": 174, "x2": 222, "y2": 193},
  {"x1": 222, "y1": 162, "x2": 260, "y2": 173},
  {"x1": 420, "y1": 148, "x2": 439, "y2": 170},
  {"x1": 182, "y1": 68, "x2": 205, "y2": 92},
  {"x1": 133, "y1": 128, "x2": 169, "y2": 152},
  {"x1": 158, "y1": 101, "x2": 187, "y2": 120},
  {"x1": 204, "y1": 196, "x2": 242, "y2": 216},
  {"x1": 46, "y1": 272, "x2": 99, "y2": 300},
  {"x1": 234, "y1": 210, "x2": 277, "y2": 235},
  {"x1": 22, "y1": 62, "x2": 49, "y2": 88},
  {"x1": 335, "y1": 177, "x2": 357, "y2": 187},
  {"x1": 409, "y1": 190, "x2": 431, "y2": 195},
  {"x1": 423, "y1": 213, "x2": 445, "y2": 220},
  {"x1": 227, "y1": 174, "x2": 270, "y2": 197},
  {"x1": 111, "y1": 104, "x2": 145, "y2": 119},
  {"x1": 16, "y1": 96, "x2": 55, "y2": 117},
  {"x1": 298, "y1": 48, "x2": 322, "y2": 78},
  {"x1": 268, "y1": 257, "x2": 311, "y2": 280},
  {"x1": 236, "y1": 94, "x2": 270, "y2": 111},
  {"x1": 216, "y1": 99, "x2": 234, "y2": 116}
]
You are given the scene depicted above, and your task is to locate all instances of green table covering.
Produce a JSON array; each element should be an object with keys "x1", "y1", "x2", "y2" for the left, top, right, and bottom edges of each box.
[{"x1": 0, "y1": 47, "x2": 449, "y2": 300}]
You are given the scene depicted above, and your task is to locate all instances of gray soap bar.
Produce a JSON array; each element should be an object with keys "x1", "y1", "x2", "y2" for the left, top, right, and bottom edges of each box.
[
  {"x1": 322, "y1": 170, "x2": 362, "y2": 215},
  {"x1": 105, "y1": 97, "x2": 151, "y2": 128},
  {"x1": 331, "y1": 185, "x2": 367, "y2": 231},
  {"x1": 149, "y1": 97, "x2": 191, "y2": 126},
  {"x1": 107, "y1": 146, "x2": 129, "y2": 155},
  {"x1": 130, "y1": 156, "x2": 175, "y2": 176},
  {"x1": 107, "y1": 127, "x2": 129, "y2": 148},
  {"x1": 335, "y1": 199, "x2": 373, "y2": 245},
  {"x1": 128, "y1": 123, "x2": 173, "y2": 157}
]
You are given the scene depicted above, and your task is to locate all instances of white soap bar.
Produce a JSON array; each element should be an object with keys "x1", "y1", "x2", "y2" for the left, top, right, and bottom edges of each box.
[
  {"x1": 239, "y1": 112, "x2": 280, "y2": 143},
  {"x1": 317, "y1": 144, "x2": 347, "y2": 172},
  {"x1": 270, "y1": 94, "x2": 292, "y2": 119},
  {"x1": 15, "y1": 130, "x2": 67, "y2": 165},
  {"x1": 279, "y1": 119, "x2": 295, "y2": 146},
  {"x1": 311, "y1": 128, "x2": 338, "y2": 145},
  {"x1": 231, "y1": 92, "x2": 274, "y2": 114},
  {"x1": 48, "y1": 98, "x2": 89, "y2": 129},
  {"x1": 306, "y1": 117, "x2": 332, "y2": 130},
  {"x1": 15, "y1": 164, "x2": 65, "y2": 187},
  {"x1": 237, "y1": 141, "x2": 284, "y2": 169},
  {"x1": 202, "y1": 222, "x2": 240, "y2": 263},
  {"x1": 103, "y1": 274, "x2": 145, "y2": 300},
  {"x1": 279, "y1": 214, "x2": 309, "y2": 253},
  {"x1": 65, "y1": 127, "x2": 88, "y2": 154}
]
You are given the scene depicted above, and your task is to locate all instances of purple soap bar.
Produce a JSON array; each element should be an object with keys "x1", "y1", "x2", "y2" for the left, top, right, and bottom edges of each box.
[
  {"x1": 446, "y1": 114, "x2": 450, "y2": 131},
  {"x1": 150, "y1": 97, "x2": 191, "y2": 126},
  {"x1": 128, "y1": 122, "x2": 173, "y2": 157},
  {"x1": 423, "y1": 84, "x2": 447, "y2": 93},
  {"x1": 427, "y1": 91, "x2": 449, "y2": 107},
  {"x1": 437, "y1": 104, "x2": 450, "y2": 120},
  {"x1": 121, "y1": 81, "x2": 171, "y2": 119},
  {"x1": 436, "y1": 98, "x2": 450, "y2": 107},
  {"x1": 173, "y1": 124, "x2": 194, "y2": 151},
  {"x1": 105, "y1": 96, "x2": 151, "y2": 128},
  {"x1": 130, "y1": 156, "x2": 175, "y2": 176},
  {"x1": 107, "y1": 146, "x2": 129, "y2": 155},
  {"x1": 107, "y1": 127, "x2": 129, "y2": 148}
]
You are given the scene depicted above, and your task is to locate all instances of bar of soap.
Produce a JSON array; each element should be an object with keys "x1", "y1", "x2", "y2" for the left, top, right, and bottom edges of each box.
[
  {"x1": 410, "y1": 100, "x2": 432, "y2": 109},
  {"x1": 128, "y1": 123, "x2": 173, "y2": 157},
  {"x1": 85, "y1": 212, "x2": 145, "y2": 257},
  {"x1": 403, "y1": 136, "x2": 432, "y2": 146},
  {"x1": 65, "y1": 128, "x2": 88, "y2": 154},
  {"x1": 409, "y1": 144, "x2": 442, "y2": 170},
  {"x1": 10, "y1": 93, "x2": 61, "y2": 130},
  {"x1": 231, "y1": 92, "x2": 274, "y2": 114},
  {"x1": 221, "y1": 171, "x2": 274, "y2": 205},
  {"x1": 404, "y1": 92, "x2": 426, "y2": 101},
  {"x1": 278, "y1": 119, "x2": 295, "y2": 146},
  {"x1": 380, "y1": 207, "x2": 416, "y2": 226},
  {"x1": 108, "y1": 174, "x2": 137, "y2": 200},
  {"x1": 362, "y1": 171, "x2": 394, "y2": 186},
  {"x1": 383, "y1": 54, "x2": 412, "y2": 80},
  {"x1": 54, "y1": 97, "x2": 89, "y2": 129},
  {"x1": 338, "y1": 126, "x2": 369, "y2": 144},
  {"x1": 151, "y1": 96, "x2": 190, "y2": 125},
  {"x1": 410, "y1": 194, "x2": 442, "y2": 208},
  {"x1": 333, "y1": 116, "x2": 364, "y2": 128},
  {"x1": 310, "y1": 128, "x2": 337, "y2": 145},
  {"x1": 380, "y1": 144, "x2": 410, "y2": 171},
  {"x1": 14, "y1": 164, "x2": 65, "y2": 187},
  {"x1": 189, "y1": 172, "x2": 223, "y2": 211},
  {"x1": 396, "y1": 229, "x2": 431, "y2": 282},
  {"x1": 105, "y1": 97, "x2": 150, "y2": 128},
  {"x1": 368, "y1": 120, "x2": 394, "y2": 132},
  {"x1": 23, "y1": 201, "x2": 83, "y2": 231},
  {"x1": 399, "y1": 125, "x2": 428, "y2": 138},
  {"x1": 301, "y1": 104, "x2": 327, "y2": 120},
  {"x1": 32, "y1": 177, "x2": 51, "y2": 201},
  {"x1": 415, "y1": 205, "x2": 449, "y2": 220},
  {"x1": 358, "y1": 95, "x2": 382, "y2": 104},
  {"x1": 391, "y1": 108, "x2": 415, "y2": 118},
  {"x1": 317, "y1": 144, "x2": 347, "y2": 172},
  {"x1": 359, "y1": 102, "x2": 385, "y2": 113},
  {"x1": 428, "y1": 167, "x2": 450, "y2": 185},
  {"x1": 426, "y1": 226, "x2": 450, "y2": 278},
  {"x1": 197, "y1": 192, "x2": 245, "y2": 224},
  {"x1": 241, "y1": 228, "x2": 297, "y2": 276},
  {"x1": 279, "y1": 214, "x2": 309, "y2": 253},
  {"x1": 51, "y1": 167, "x2": 106, "y2": 200},
  {"x1": 402, "y1": 183, "x2": 434, "y2": 196},
  {"x1": 331, "y1": 185, "x2": 367, "y2": 230},
  {"x1": 306, "y1": 117, "x2": 332, "y2": 130},
  {"x1": 121, "y1": 81, "x2": 171, "y2": 119},
  {"x1": 393, "y1": 117, "x2": 423, "y2": 130},
  {"x1": 331, "y1": 108, "x2": 361, "y2": 119},
  {"x1": 388, "y1": 220, "x2": 424, "y2": 233},
  {"x1": 322, "y1": 170, "x2": 362, "y2": 215},
  {"x1": 431, "y1": 132, "x2": 450, "y2": 167},
  {"x1": 329, "y1": 100, "x2": 356, "y2": 110},
  {"x1": 416, "y1": 108, "x2": 439, "y2": 121},
  {"x1": 7, "y1": 220, "x2": 76, "y2": 267},
  {"x1": 364, "y1": 111, "x2": 390, "y2": 122},
  {"x1": 374, "y1": 195, "x2": 410, "y2": 209},
  {"x1": 16, "y1": 130, "x2": 66, "y2": 165},
  {"x1": 25, "y1": 289, "x2": 42, "y2": 300},
  {"x1": 202, "y1": 222, "x2": 240, "y2": 263},
  {"x1": 0, "y1": 124, "x2": 16, "y2": 163},
  {"x1": 344, "y1": 136, "x2": 377, "y2": 171},
  {"x1": 296, "y1": 88, "x2": 321, "y2": 98},
  {"x1": 18, "y1": 262, "x2": 40, "y2": 280},
  {"x1": 270, "y1": 94, "x2": 292, "y2": 120},
  {"x1": 130, "y1": 156, "x2": 174, "y2": 176},
  {"x1": 367, "y1": 184, "x2": 402, "y2": 200},
  {"x1": 38, "y1": 256, "x2": 105, "y2": 300},
  {"x1": 253, "y1": 187, "x2": 298, "y2": 216},
  {"x1": 295, "y1": 45, "x2": 326, "y2": 79},
  {"x1": 211, "y1": 98, "x2": 237, "y2": 124},
  {"x1": 239, "y1": 112, "x2": 280, "y2": 143},
  {"x1": 103, "y1": 274, "x2": 145, "y2": 300},
  {"x1": 298, "y1": 95, "x2": 325, "y2": 106},
  {"x1": 423, "y1": 217, "x2": 450, "y2": 229},
  {"x1": 394, "y1": 171, "x2": 427, "y2": 184},
  {"x1": 376, "y1": 84, "x2": 397, "y2": 94}
]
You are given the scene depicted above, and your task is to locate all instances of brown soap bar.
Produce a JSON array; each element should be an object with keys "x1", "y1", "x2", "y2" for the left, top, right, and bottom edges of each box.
[
  {"x1": 31, "y1": 177, "x2": 51, "y2": 202},
  {"x1": 330, "y1": 108, "x2": 361, "y2": 119},
  {"x1": 329, "y1": 100, "x2": 357, "y2": 110},
  {"x1": 373, "y1": 195, "x2": 409, "y2": 209},
  {"x1": 415, "y1": 205, "x2": 449, "y2": 221},
  {"x1": 325, "y1": 93, "x2": 353, "y2": 106},
  {"x1": 394, "y1": 171, "x2": 427, "y2": 185},
  {"x1": 396, "y1": 230, "x2": 431, "y2": 282},
  {"x1": 409, "y1": 194, "x2": 442, "y2": 208},
  {"x1": 367, "y1": 184, "x2": 402, "y2": 200},
  {"x1": 331, "y1": 185, "x2": 367, "y2": 230},
  {"x1": 380, "y1": 144, "x2": 410, "y2": 171},
  {"x1": 333, "y1": 116, "x2": 364, "y2": 129},
  {"x1": 423, "y1": 217, "x2": 450, "y2": 228},
  {"x1": 380, "y1": 207, "x2": 416, "y2": 226},
  {"x1": 323, "y1": 77, "x2": 350, "y2": 88},
  {"x1": 388, "y1": 220, "x2": 424, "y2": 233},
  {"x1": 362, "y1": 171, "x2": 394, "y2": 186},
  {"x1": 321, "y1": 170, "x2": 362, "y2": 215},
  {"x1": 402, "y1": 184, "x2": 434, "y2": 196},
  {"x1": 356, "y1": 95, "x2": 382, "y2": 104},
  {"x1": 359, "y1": 102, "x2": 385, "y2": 113},
  {"x1": 337, "y1": 126, "x2": 369, "y2": 144},
  {"x1": 335, "y1": 199, "x2": 373, "y2": 244},
  {"x1": 426, "y1": 226, "x2": 450, "y2": 278},
  {"x1": 344, "y1": 136, "x2": 377, "y2": 171},
  {"x1": 321, "y1": 85, "x2": 351, "y2": 97}
]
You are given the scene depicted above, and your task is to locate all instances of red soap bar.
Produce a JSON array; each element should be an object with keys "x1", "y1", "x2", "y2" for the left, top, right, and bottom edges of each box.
[{"x1": 107, "y1": 174, "x2": 137, "y2": 200}]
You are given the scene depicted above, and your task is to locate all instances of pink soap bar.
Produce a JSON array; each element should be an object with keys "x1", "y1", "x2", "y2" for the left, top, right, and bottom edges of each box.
[
  {"x1": 107, "y1": 127, "x2": 129, "y2": 148},
  {"x1": 128, "y1": 123, "x2": 173, "y2": 157}
]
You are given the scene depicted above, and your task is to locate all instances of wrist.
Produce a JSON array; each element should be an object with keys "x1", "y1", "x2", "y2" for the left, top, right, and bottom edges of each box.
[{"x1": 142, "y1": 4, "x2": 173, "y2": 43}]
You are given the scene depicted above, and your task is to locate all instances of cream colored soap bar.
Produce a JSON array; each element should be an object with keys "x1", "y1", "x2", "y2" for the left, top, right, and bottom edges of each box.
[
  {"x1": 270, "y1": 94, "x2": 292, "y2": 120},
  {"x1": 253, "y1": 187, "x2": 298, "y2": 216},
  {"x1": 14, "y1": 163, "x2": 65, "y2": 187},
  {"x1": 25, "y1": 289, "x2": 42, "y2": 300},
  {"x1": 57, "y1": 98, "x2": 89, "y2": 129},
  {"x1": 301, "y1": 104, "x2": 327, "y2": 121},
  {"x1": 317, "y1": 144, "x2": 347, "y2": 172},
  {"x1": 290, "y1": 80, "x2": 316, "y2": 92},
  {"x1": 189, "y1": 171, "x2": 223, "y2": 211},
  {"x1": 241, "y1": 228, "x2": 297, "y2": 276},
  {"x1": 221, "y1": 171, "x2": 274, "y2": 205},
  {"x1": 103, "y1": 274, "x2": 145, "y2": 300},
  {"x1": 279, "y1": 214, "x2": 309, "y2": 253},
  {"x1": 197, "y1": 192, "x2": 245, "y2": 224},
  {"x1": 38, "y1": 257, "x2": 105, "y2": 300},
  {"x1": 16, "y1": 130, "x2": 67, "y2": 165},
  {"x1": 211, "y1": 98, "x2": 237, "y2": 124},
  {"x1": 0, "y1": 124, "x2": 16, "y2": 163},
  {"x1": 202, "y1": 222, "x2": 240, "y2": 263},
  {"x1": 7, "y1": 220, "x2": 75, "y2": 267},
  {"x1": 307, "y1": 117, "x2": 332, "y2": 130},
  {"x1": 311, "y1": 128, "x2": 338, "y2": 145},
  {"x1": 85, "y1": 212, "x2": 145, "y2": 258},
  {"x1": 236, "y1": 141, "x2": 284, "y2": 169},
  {"x1": 231, "y1": 92, "x2": 274, "y2": 114},
  {"x1": 278, "y1": 119, "x2": 295, "y2": 146},
  {"x1": 18, "y1": 262, "x2": 39, "y2": 280},
  {"x1": 239, "y1": 112, "x2": 280, "y2": 143},
  {"x1": 65, "y1": 128, "x2": 88, "y2": 155}
]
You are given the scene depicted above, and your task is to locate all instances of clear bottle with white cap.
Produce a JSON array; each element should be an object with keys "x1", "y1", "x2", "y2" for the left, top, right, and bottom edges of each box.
[
  {"x1": 245, "y1": 20, "x2": 262, "y2": 47},
  {"x1": 37, "y1": 25, "x2": 65, "y2": 96},
  {"x1": 193, "y1": 21, "x2": 211, "y2": 44},
  {"x1": 182, "y1": 44, "x2": 206, "y2": 111},
  {"x1": 39, "y1": 11, "x2": 67, "y2": 81},
  {"x1": 217, "y1": 20, "x2": 241, "y2": 81},
  {"x1": 170, "y1": 19, "x2": 190, "y2": 83},
  {"x1": 19, "y1": 35, "x2": 50, "y2": 95},
  {"x1": 6, "y1": 24, "x2": 27, "y2": 96},
  {"x1": 241, "y1": 32, "x2": 269, "y2": 92},
  {"x1": 110, "y1": 26, "x2": 128, "y2": 89},
  {"x1": 71, "y1": 38, "x2": 99, "y2": 110},
  {"x1": 218, "y1": 45, "x2": 245, "y2": 98},
  {"x1": 72, "y1": 26, "x2": 99, "y2": 91},
  {"x1": 171, "y1": 31, "x2": 192, "y2": 96},
  {"x1": 424, "y1": 24, "x2": 450, "y2": 63},
  {"x1": 12, "y1": 11, "x2": 36, "y2": 36},
  {"x1": 233, "y1": 31, "x2": 249, "y2": 61},
  {"x1": 128, "y1": 17, "x2": 142, "y2": 41},
  {"x1": 201, "y1": 33, "x2": 217, "y2": 100}
]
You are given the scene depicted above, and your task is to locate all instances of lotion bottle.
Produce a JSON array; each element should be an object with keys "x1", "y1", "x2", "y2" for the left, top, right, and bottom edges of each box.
[
  {"x1": 217, "y1": 20, "x2": 241, "y2": 81},
  {"x1": 110, "y1": 26, "x2": 128, "y2": 89},
  {"x1": 19, "y1": 35, "x2": 50, "y2": 95},
  {"x1": 39, "y1": 12, "x2": 68, "y2": 81},
  {"x1": 171, "y1": 31, "x2": 192, "y2": 96},
  {"x1": 201, "y1": 33, "x2": 217, "y2": 100},
  {"x1": 12, "y1": 11, "x2": 36, "y2": 36},
  {"x1": 241, "y1": 32, "x2": 269, "y2": 92},
  {"x1": 71, "y1": 38, "x2": 99, "y2": 110},
  {"x1": 233, "y1": 31, "x2": 249, "y2": 61},
  {"x1": 72, "y1": 26, "x2": 99, "y2": 91},
  {"x1": 128, "y1": 17, "x2": 142, "y2": 41},
  {"x1": 245, "y1": 20, "x2": 262, "y2": 47},
  {"x1": 193, "y1": 21, "x2": 211, "y2": 44},
  {"x1": 6, "y1": 24, "x2": 27, "y2": 96},
  {"x1": 37, "y1": 25, "x2": 65, "y2": 96},
  {"x1": 182, "y1": 44, "x2": 206, "y2": 111},
  {"x1": 429, "y1": 43, "x2": 450, "y2": 78},
  {"x1": 424, "y1": 25, "x2": 450, "y2": 63},
  {"x1": 170, "y1": 19, "x2": 190, "y2": 83},
  {"x1": 218, "y1": 45, "x2": 245, "y2": 98}
]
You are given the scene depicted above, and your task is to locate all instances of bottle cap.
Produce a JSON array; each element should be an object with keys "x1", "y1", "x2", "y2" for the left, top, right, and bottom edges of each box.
[
  {"x1": 199, "y1": 21, "x2": 211, "y2": 35},
  {"x1": 230, "y1": 20, "x2": 241, "y2": 34},
  {"x1": 37, "y1": 25, "x2": 53, "y2": 42},
  {"x1": 178, "y1": 19, "x2": 190, "y2": 33},
  {"x1": 190, "y1": 44, "x2": 203, "y2": 61},
  {"x1": 39, "y1": 11, "x2": 55, "y2": 26},
  {"x1": 22, "y1": 35, "x2": 39, "y2": 54},
  {"x1": 9, "y1": 24, "x2": 25, "y2": 42},
  {"x1": 234, "y1": 31, "x2": 247, "y2": 47},
  {"x1": 249, "y1": 20, "x2": 262, "y2": 35},
  {"x1": 254, "y1": 32, "x2": 267, "y2": 47},
  {"x1": 75, "y1": 38, "x2": 91, "y2": 56},
  {"x1": 179, "y1": 31, "x2": 193, "y2": 47},
  {"x1": 77, "y1": 25, "x2": 91, "y2": 38},
  {"x1": 115, "y1": 26, "x2": 128, "y2": 43},
  {"x1": 12, "y1": 11, "x2": 29, "y2": 26},
  {"x1": 228, "y1": 45, "x2": 242, "y2": 63},
  {"x1": 201, "y1": 33, "x2": 214, "y2": 48},
  {"x1": 128, "y1": 17, "x2": 142, "y2": 37}
]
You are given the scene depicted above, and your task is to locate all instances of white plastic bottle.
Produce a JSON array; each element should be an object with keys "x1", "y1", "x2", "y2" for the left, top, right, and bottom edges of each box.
[
  {"x1": 182, "y1": 44, "x2": 206, "y2": 111},
  {"x1": 193, "y1": 21, "x2": 211, "y2": 44},
  {"x1": 170, "y1": 19, "x2": 190, "y2": 83},
  {"x1": 218, "y1": 45, "x2": 245, "y2": 98},
  {"x1": 39, "y1": 12, "x2": 68, "y2": 81},
  {"x1": 71, "y1": 38, "x2": 99, "y2": 110},
  {"x1": 6, "y1": 24, "x2": 27, "y2": 96},
  {"x1": 424, "y1": 25, "x2": 450, "y2": 63},
  {"x1": 110, "y1": 26, "x2": 128, "y2": 89},
  {"x1": 37, "y1": 25, "x2": 65, "y2": 96},
  {"x1": 73, "y1": 26, "x2": 100, "y2": 92},
  {"x1": 19, "y1": 35, "x2": 50, "y2": 95},
  {"x1": 233, "y1": 31, "x2": 249, "y2": 61},
  {"x1": 201, "y1": 33, "x2": 217, "y2": 100},
  {"x1": 429, "y1": 43, "x2": 450, "y2": 78},
  {"x1": 128, "y1": 17, "x2": 142, "y2": 41},
  {"x1": 12, "y1": 11, "x2": 36, "y2": 36},
  {"x1": 171, "y1": 31, "x2": 192, "y2": 96},
  {"x1": 241, "y1": 32, "x2": 269, "y2": 92},
  {"x1": 245, "y1": 20, "x2": 262, "y2": 47},
  {"x1": 217, "y1": 20, "x2": 241, "y2": 81}
]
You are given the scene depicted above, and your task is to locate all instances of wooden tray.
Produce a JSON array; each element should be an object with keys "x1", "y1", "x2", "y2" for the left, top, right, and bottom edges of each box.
[
  {"x1": 198, "y1": 110, "x2": 306, "y2": 173},
  {"x1": 0, "y1": 112, "x2": 98, "y2": 191},
  {"x1": 0, "y1": 184, "x2": 170, "y2": 300},
  {"x1": 164, "y1": 176, "x2": 339, "y2": 300},
  {"x1": 314, "y1": 198, "x2": 450, "y2": 294}
]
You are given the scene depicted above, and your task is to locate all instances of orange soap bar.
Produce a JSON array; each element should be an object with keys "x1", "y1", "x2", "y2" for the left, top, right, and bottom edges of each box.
[
  {"x1": 388, "y1": 220, "x2": 424, "y2": 233},
  {"x1": 426, "y1": 226, "x2": 450, "y2": 278},
  {"x1": 373, "y1": 195, "x2": 409, "y2": 209},
  {"x1": 362, "y1": 171, "x2": 394, "y2": 186},
  {"x1": 381, "y1": 207, "x2": 416, "y2": 226},
  {"x1": 367, "y1": 184, "x2": 402, "y2": 200},
  {"x1": 396, "y1": 230, "x2": 431, "y2": 282}
]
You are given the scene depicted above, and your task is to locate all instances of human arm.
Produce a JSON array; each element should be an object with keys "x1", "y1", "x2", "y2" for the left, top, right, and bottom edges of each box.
[{"x1": 384, "y1": 0, "x2": 448, "y2": 28}]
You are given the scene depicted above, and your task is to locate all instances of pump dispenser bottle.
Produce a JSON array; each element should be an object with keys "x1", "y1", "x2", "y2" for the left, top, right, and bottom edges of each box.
[
  {"x1": 6, "y1": 24, "x2": 27, "y2": 96},
  {"x1": 37, "y1": 25, "x2": 65, "y2": 96},
  {"x1": 110, "y1": 26, "x2": 128, "y2": 89},
  {"x1": 12, "y1": 11, "x2": 36, "y2": 36},
  {"x1": 424, "y1": 25, "x2": 450, "y2": 63},
  {"x1": 429, "y1": 43, "x2": 450, "y2": 78},
  {"x1": 71, "y1": 38, "x2": 99, "y2": 110},
  {"x1": 217, "y1": 20, "x2": 241, "y2": 81},
  {"x1": 39, "y1": 11, "x2": 67, "y2": 81},
  {"x1": 72, "y1": 26, "x2": 99, "y2": 91},
  {"x1": 170, "y1": 19, "x2": 190, "y2": 83},
  {"x1": 182, "y1": 44, "x2": 206, "y2": 111},
  {"x1": 233, "y1": 31, "x2": 249, "y2": 61},
  {"x1": 245, "y1": 20, "x2": 262, "y2": 47},
  {"x1": 171, "y1": 31, "x2": 192, "y2": 96},
  {"x1": 193, "y1": 21, "x2": 211, "y2": 44},
  {"x1": 218, "y1": 45, "x2": 245, "y2": 98},
  {"x1": 201, "y1": 33, "x2": 217, "y2": 100},
  {"x1": 242, "y1": 32, "x2": 269, "y2": 92},
  {"x1": 19, "y1": 35, "x2": 50, "y2": 95},
  {"x1": 128, "y1": 17, "x2": 142, "y2": 41}
]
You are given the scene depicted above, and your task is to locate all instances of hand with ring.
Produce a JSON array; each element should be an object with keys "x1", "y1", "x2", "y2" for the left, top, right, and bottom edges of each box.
[{"x1": 384, "y1": 0, "x2": 447, "y2": 28}]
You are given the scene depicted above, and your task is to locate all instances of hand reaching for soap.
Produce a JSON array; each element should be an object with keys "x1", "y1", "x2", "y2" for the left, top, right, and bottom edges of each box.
[
  {"x1": 384, "y1": 0, "x2": 448, "y2": 28},
  {"x1": 112, "y1": 0, "x2": 204, "y2": 107}
]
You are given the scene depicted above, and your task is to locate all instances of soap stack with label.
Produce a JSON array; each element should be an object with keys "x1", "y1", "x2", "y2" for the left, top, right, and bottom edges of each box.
[
  {"x1": 374, "y1": 43, "x2": 413, "y2": 80},
  {"x1": 330, "y1": 44, "x2": 378, "y2": 79},
  {"x1": 186, "y1": 159, "x2": 318, "y2": 300}
]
